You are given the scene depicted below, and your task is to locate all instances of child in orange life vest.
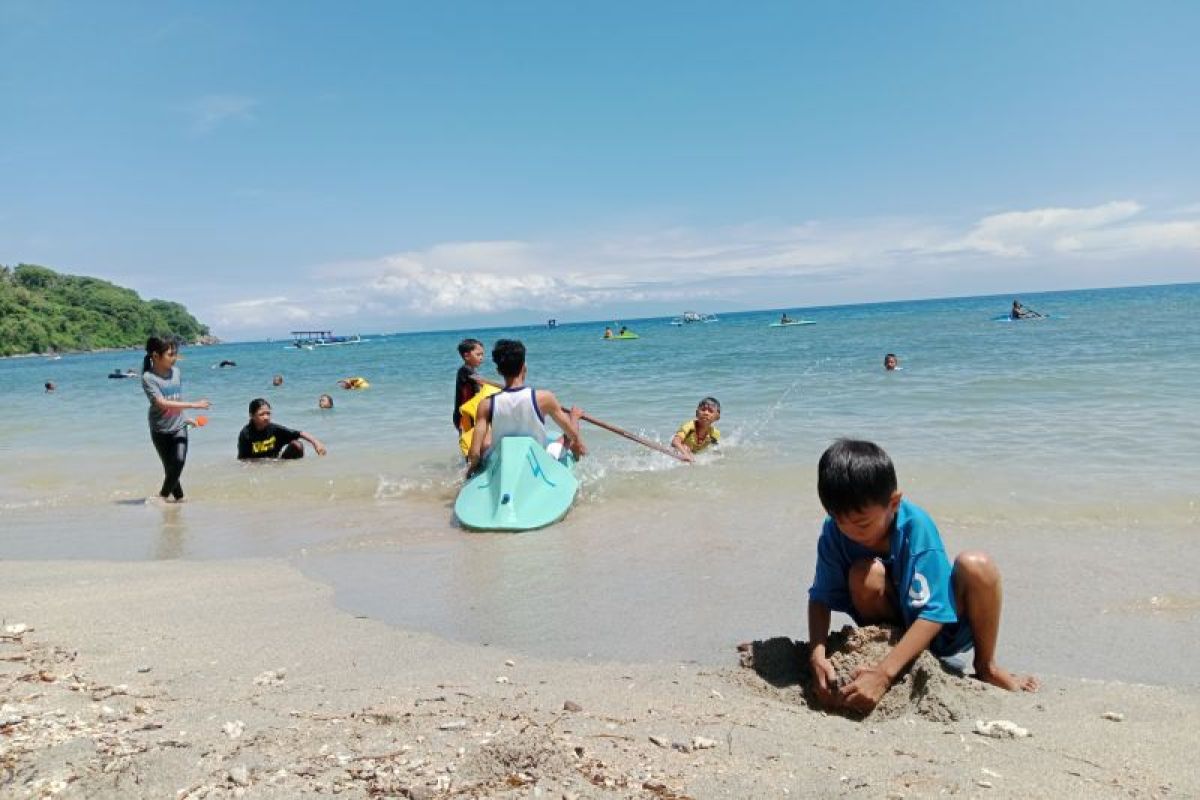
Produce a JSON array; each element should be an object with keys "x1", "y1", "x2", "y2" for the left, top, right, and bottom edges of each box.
[{"x1": 671, "y1": 397, "x2": 721, "y2": 463}]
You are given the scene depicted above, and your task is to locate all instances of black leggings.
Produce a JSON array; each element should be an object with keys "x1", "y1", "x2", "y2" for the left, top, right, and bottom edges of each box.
[{"x1": 150, "y1": 430, "x2": 189, "y2": 500}]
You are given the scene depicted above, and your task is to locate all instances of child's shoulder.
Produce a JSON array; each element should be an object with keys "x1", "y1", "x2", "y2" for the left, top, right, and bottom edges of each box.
[{"x1": 896, "y1": 499, "x2": 944, "y2": 543}]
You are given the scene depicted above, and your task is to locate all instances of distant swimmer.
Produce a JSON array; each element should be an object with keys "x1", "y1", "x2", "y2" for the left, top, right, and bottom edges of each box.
[
  {"x1": 237, "y1": 398, "x2": 327, "y2": 460},
  {"x1": 108, "y1": 368, "x2": 138, "y2": 379},
  {"x1": 884, "y1": 353, "x2": 899, "y2": 371},
  {"x1": 318, "y1": 393, "x2": 334, "y2": 409},
  {"x1": 1011, "y1": 299, "x2": 1041, "y2": 320},
  {"x1": 44, "y1": 381, "x2": 56, "y2": 393},
  {"x1": 671, "y1": 397, "x2": 721, "y2": 463},
  {"x1": 272, "y1": 374, "x2": 284, "y2": 387},
  {"x1": 337, "y1": 376, "x2": 370, "y2": 390}
]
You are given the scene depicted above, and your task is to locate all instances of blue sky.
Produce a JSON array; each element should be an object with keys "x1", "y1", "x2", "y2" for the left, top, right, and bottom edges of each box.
[{"x1": 3, "y1": 1, "x2": 1198, "y2": 338}]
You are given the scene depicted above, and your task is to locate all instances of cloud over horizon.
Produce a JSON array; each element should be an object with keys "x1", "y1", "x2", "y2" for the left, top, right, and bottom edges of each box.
[{"x1": 209, "y1": 200, "x2": 1200, "y2": 334}]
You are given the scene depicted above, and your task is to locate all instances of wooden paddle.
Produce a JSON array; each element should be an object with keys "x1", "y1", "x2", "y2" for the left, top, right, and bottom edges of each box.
[{"x1": 580, "y1": 413, "x2": 690, "y2": 462}]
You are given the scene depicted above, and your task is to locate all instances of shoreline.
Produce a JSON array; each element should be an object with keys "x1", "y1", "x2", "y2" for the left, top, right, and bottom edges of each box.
[{"x1": 3, "y1": 559, "x2": 1195, "y2": 798}]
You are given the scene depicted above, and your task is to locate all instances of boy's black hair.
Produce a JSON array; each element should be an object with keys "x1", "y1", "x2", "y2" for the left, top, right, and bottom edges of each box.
[
  {"x1": 817, "y1": 439, "x2": 898, "y2": 516},
  {"x1": 457, "y1": 338, "x2": 483, "y2": 357},
  {"x1": 249, "y1": 398, "x2": 271, "y2": 415},
  {"x1": 698, "y1": 396, "x2": 721, "y2": 412},
  {"x1": 492, "y1": 339, "x2": 526, "y2": 379}
]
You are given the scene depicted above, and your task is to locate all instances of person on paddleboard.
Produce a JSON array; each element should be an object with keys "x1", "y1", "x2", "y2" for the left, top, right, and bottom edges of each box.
[
  {"x1": 1011, "y1": 299, "x2": 1039, "y2": 320},
  {"x1": 671, "y1": 397, "x2": 721, "y2": 463},
  {"x1": 465, "y1": 339, "x2": 587, "y2": 475}
]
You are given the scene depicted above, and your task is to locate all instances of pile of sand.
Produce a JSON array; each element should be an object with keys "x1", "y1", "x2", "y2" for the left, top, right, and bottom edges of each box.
[{"x1": 736, "y1": 624, "x2": 995, "y2": 722}]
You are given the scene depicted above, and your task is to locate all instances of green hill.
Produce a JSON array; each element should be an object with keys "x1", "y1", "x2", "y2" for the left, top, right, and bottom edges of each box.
[{"x1": 0, "y1": 264, "x2": 211, "y2": 357}]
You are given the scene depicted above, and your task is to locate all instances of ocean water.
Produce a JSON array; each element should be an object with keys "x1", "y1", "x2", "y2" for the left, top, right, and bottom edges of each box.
[{"x1": 2, "y1": 284, "x2": 1198, "y2": 686}]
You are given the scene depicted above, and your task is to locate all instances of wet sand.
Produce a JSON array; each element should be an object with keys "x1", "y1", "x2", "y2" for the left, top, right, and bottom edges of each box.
[{"x1": 3, "y1": 560, "x2": 1196, "y2": 798}]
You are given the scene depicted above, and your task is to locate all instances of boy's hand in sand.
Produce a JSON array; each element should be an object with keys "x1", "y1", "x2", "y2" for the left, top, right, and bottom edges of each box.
[
  {"x1": 839, "y1": 663, "x2": 890, "y2": 712},
  {"x1": 809, "y1": 652, "x2": 839, "y2": 708}
]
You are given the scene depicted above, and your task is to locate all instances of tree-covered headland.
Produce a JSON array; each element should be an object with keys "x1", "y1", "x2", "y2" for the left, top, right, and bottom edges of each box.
[{"x1": 0, "y1": 264, "x2": 212, "y2": 357}]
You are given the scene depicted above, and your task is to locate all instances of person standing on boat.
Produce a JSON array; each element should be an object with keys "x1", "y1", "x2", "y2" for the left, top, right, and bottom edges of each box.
[
  {"x1": 142, "y1": 336, "x2": 210, "y2": 504},
  {"x1": 465, "y1": 339, "x2": 586, "y2": 475}
]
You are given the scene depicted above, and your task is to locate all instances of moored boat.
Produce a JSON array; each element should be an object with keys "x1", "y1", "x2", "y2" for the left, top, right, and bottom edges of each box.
[{"x1": 288, "y1": 330, "x2": 364, "y2": 349}]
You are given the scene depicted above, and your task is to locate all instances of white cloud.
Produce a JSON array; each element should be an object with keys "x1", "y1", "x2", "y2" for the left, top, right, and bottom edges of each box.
[
  {"x1": 203, "y1": 200, "x2": 1200, "y2": 336},
  {"x1": 212, "y1": 296, "x2": 314, "y2": 331},
  {"x1": 183, "y1": 94, "x2": 258, "y2": 135}
]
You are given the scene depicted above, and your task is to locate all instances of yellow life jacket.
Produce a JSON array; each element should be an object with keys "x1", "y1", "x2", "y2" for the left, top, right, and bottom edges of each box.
[{"x1": 457, "y1": 384, "x2": 501, "y2": 456}]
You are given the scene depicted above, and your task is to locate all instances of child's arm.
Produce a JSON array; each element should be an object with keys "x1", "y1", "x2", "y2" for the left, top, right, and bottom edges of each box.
[
  {"x1": 839, "y1": 618, "x2": 942, "y2": 713},
  {"x1": 298, "y1": 431, "x2": 327, "y2": 456},
  {"x1": 807, "y1": 600, "x2": 838, "y2": 708},
  {"x1": 670, "y1": 433, "x2": 695, "y2": 462}
]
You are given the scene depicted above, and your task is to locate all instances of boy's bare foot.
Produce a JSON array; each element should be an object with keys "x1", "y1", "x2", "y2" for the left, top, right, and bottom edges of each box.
[{"x1": 975, "y1": 663, "x2": 1040, "y2": 692}]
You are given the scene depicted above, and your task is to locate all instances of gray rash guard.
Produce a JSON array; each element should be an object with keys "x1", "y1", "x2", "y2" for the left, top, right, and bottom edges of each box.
[{"x1": 142, "y1": 367, "x2": 185, "y2": 435}]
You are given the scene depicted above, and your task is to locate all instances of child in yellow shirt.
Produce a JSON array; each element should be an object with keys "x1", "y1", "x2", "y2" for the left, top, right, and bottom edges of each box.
[{"x1": 671, "y1": 397, "x2": 721, "y2": 462}]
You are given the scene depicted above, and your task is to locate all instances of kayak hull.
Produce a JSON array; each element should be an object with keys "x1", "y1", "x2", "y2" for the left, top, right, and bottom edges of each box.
[
  {"x1": 454, "y1": 436, "x2": 579, "y2": 532},
  {"x1": 768, "y1": 320, "x2": 816, "y2": 327}
]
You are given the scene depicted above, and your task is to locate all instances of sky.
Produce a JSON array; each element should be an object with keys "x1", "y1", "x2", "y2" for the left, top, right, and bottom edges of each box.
[{"x1": 2, "y1": 1, "x2": 1198, "y2": 339}]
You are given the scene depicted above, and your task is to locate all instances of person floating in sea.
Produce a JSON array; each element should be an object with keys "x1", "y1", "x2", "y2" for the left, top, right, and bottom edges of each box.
[
  {"x1": 318, "y1": 393, "x2": 334, "y2": 410},
  {"x1": 805, "y1": 439, "x2": 1039, "y2": 714},
  {"x1": 44, "y1": 381, "x2": 56, "y2": 393},
  {"x1": 142, "y1": 336, "x2": 211, "y2": 504},
  {"x1": 465, "y1": 339, "x2": 586, "y2": 476},
  {"x1": 237, "y1": 398, "x2": 327, "y2": 460},
  {"x1": 272, "y1": 374, "x2": 284, "y2": 387},
  {"x1": 671, "y1": 397, "x2": 721, "y2": 463},
  {"x1": 337, "y1": 376, "x2": 370, "y2": 390},
  {"x1": 884, "y1": 353, "x2": 899, "y2": 371}
]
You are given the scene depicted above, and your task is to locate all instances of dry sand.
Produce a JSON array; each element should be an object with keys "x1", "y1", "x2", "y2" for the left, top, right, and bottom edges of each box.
[{"x1": 2, "y1": 560, "x2": 1195, "y2": 799}]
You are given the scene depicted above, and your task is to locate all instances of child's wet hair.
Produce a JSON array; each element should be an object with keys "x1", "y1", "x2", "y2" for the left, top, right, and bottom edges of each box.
[
  {"x1": 143, "y1": 336, "x2": 176, "y2": 372},
  {"x1": 492, "y1": 339, "x2": 526, "y2": 378},
  {"x1": 248, "y1": 398, "x2": 271, "y2": 415},
  {"x1": 698, "y1": 396, "x2": 721, "y2": 413},
  {"x1": 458, "y1": 338, "x2": 483, "y2": 357},
  {"x1": 817, "y1": 439, "x2": 897, "y2": 516}
]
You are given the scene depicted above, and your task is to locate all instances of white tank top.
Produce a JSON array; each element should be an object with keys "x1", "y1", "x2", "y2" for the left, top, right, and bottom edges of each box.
[{"x1": 488, "y1": 386, "x2": 548, "y2": 447}]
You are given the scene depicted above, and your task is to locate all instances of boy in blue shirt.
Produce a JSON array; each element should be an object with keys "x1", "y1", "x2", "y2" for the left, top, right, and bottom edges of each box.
[{"x1": 808, "y1": 439, "x2": 1038, "y2": 713}]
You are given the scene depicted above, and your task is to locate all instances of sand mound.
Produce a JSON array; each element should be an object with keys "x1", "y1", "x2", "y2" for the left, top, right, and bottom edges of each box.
[
  {"x1": 737, "y1": 625, "x2": 995, "y2": 722},
  {"x1": 457, "y1": 733, "x2": 573, "y2": 787}
]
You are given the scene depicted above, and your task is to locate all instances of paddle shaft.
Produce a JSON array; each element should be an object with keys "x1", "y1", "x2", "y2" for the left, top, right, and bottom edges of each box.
[{"x1": 580, "y1": 413, "x2": 690, "y2": 462}]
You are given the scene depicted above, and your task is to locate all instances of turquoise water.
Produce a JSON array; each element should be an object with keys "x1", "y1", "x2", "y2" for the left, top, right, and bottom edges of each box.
[{"x1": 2, "y1": 283, "x2": 1198, "y2": 685}]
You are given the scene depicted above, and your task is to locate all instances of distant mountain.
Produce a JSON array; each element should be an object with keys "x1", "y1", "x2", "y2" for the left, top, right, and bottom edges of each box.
[{"x1": 0, "y1": 263, "x2": 211, "y2": 357}]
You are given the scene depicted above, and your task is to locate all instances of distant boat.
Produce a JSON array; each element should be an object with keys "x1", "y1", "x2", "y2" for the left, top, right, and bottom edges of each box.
[
  {"x1": 287, "y1": 331, "x2": 364, "y2": 349},
  {"x1": 670, "y1": 311, "x2": 719, "y2": 326}
]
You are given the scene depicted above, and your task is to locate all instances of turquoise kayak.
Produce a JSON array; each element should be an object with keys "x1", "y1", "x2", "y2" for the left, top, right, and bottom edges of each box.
[{"x1": 454, "y1": 436, "x2": 579, "y2": 532}]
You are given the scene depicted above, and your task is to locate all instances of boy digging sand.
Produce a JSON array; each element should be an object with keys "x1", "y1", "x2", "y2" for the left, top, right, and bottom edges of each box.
[{"x1": 808, "y1": 439, "x2": 1037, "y2": 714}]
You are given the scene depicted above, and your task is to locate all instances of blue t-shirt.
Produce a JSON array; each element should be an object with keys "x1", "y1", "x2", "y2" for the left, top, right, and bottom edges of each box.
[{"x1": 808, "y1": 499, "x2": 957, "y2": 630}]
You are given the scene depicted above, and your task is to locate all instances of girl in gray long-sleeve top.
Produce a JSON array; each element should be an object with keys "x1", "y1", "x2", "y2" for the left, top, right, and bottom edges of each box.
[{"x1": 141, "y1": 336, "x2": 210, "y2": 503}]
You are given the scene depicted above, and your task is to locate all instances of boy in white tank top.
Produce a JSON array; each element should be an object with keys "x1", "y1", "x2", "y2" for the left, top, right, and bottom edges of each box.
[{"x1": 465, "y1": 339, "x2": 587, "y2": 474}]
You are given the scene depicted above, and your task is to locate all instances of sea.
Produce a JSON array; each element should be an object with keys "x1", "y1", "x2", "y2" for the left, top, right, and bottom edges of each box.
[{"x1": 2, "y1": 283, "x2": 1198, "y2": 687}]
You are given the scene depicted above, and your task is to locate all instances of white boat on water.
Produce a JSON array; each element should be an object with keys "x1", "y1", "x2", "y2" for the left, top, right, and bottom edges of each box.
[
  {"x1": 287, "y1": 330, "x2": 365, "y2": 349},
  {"x1": 670, "y1": 311, "x2": 719, "y2": 326}
]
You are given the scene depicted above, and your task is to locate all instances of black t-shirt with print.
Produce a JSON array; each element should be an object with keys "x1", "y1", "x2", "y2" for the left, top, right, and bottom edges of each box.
[{"x1": 237, "y1": 422, "x2": 302, "y2": 460}]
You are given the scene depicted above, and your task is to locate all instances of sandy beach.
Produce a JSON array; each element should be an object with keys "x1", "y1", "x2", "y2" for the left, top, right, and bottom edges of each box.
[{"x1": 3, "y1": 560, "x2": 1194, "y2": 799}]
